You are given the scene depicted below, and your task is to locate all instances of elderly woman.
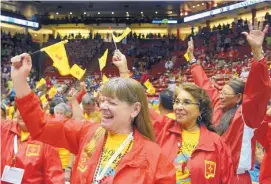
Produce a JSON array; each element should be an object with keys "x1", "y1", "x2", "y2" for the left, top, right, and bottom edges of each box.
[
  {"x1": 187, "y1": 21, "x2": 270, "y2": 183},
  {"x1": 156, "y1": 83, "x2": 234, "y2": 184},
  {"x1": 10, "y1": 53, "x2": 175, "y2": 183}
]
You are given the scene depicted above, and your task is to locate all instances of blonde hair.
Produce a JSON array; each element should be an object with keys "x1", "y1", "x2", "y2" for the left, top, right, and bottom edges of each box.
[{"x1": 100, "y1": 77, "x2": 155, "y2": 141}]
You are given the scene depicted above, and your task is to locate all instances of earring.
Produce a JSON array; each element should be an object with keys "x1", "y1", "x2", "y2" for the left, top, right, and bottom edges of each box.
[{"x1": 197, "y1": 115, "x2": 202, "y2": 122}]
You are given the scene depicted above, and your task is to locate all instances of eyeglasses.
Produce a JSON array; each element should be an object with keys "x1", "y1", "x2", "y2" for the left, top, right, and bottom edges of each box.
[
  {"x1": 173, "y1": 99, "x2": 200, "y2": 107},
  {"x1": 219, "y1": 91, "x2": 236, "y2": 97}
]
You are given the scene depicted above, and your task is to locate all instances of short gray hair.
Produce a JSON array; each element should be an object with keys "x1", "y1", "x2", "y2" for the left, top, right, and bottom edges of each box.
[
  {"x1": 82, "y1": 93, "x2": 95, "y2": 105},
  {"x1": 54, "y1": 103, "x2": 71, "y2": 115}
]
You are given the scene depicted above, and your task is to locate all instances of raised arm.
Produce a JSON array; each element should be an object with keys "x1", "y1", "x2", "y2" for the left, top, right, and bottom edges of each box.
[
  {"x1": 241, "y1": 20, "x2": 271, "y2": 128},
  {"x1": 11, "y1": 53, "x2": 91, "y2": 154},
  {"x1": 188, "y1": 38, "x2": 221, "y2": 109}
]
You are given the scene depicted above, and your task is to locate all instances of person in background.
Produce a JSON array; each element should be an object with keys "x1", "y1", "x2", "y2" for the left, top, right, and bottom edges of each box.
[
  {"x1": 165, "y1": 58, "x2": 174, "y2": 71},
  {"x1": 1, "y1": 106, "x2": 64, "y2": 183},
  {"x1": 81, "y1": 93, "x2": 101, "y2": 122},
  {"x1": 10, "y1": 52, "x2": 176, "y2": 183},
  {"x1": 188, "y1": 20, "x2": 270, "y2": 183},
  {"x1": 54, "y1": 102, "x2": 74, "y2": 182},
  {"x1": 149, "y1": 89, "x2": 175, "y2": 137}
]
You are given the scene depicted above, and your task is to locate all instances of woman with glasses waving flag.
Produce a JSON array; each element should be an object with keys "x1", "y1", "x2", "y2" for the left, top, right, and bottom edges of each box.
[{"x1": 187, "y1": 20, "x2": 271, "y2": 184}]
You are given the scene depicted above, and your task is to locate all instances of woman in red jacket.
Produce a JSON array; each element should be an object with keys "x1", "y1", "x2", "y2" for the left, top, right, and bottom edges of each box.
[
  {"x1": 1, "y1": 109, "x2": 64, "y2": 184},
  {"x1": 10, "y1": 52, "x2": 175, "y2": 183},
  {"x1": 187, "y1": 21, "x2": 270, "y2": 183},
  {"x1": 156, "y1": 82, "x2": 234, "y2": 184}
]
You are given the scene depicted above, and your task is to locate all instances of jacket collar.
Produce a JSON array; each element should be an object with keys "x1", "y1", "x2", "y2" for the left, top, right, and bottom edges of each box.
[
  {"x1": 167, "y1": 121, "x2": 215, "y2": 152},
  {"x1": 9, "y1": 122, "x2": 30, "y2": 142}
]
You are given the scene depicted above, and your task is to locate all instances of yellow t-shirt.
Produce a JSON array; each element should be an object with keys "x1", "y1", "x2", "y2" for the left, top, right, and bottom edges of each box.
[
  {"x1": 84, "y1": 111, "x2": 102, "y2": 123},
  {"x1": 166, "y1": 112, "x2": 176, "y2": 120},
  {"x1": 174, "y1": 129, "x2": 200, "y2": 184},
  {"x1": 8, "y1": 106, "x2": 15, "y2": 120},
  {"x1": 98, "y1": 133, "x2": 133, "y2": 180},
  {"x1": 20, "y1": 130, "x2": 30, "y2": 142},
  {"x1": 58, "y1": 148, "x2": 70, "y2": 169}
]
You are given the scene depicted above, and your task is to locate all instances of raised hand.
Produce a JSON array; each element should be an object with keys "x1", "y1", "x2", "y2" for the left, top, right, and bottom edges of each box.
[
  {"x1": 187, "y1": 37, "x2": 195, "y2": 61},
  {"x1": 11, "y1": 53, "x2": 32, "y2": 82},
  {"x1": 242, "y1": 19, "x2": 269, "y2": 60},
  {"x1": 112, "y1": 50, "x2": 128, "y2": 72}
]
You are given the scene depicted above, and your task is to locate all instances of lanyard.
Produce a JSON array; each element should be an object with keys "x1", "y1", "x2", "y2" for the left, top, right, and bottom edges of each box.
[
  {"x1": 13, "y1": 135, "x2": 18, "y2": 166},
  {"x1": 95, "y1": 132, "x2": 133, "y2": 181}
]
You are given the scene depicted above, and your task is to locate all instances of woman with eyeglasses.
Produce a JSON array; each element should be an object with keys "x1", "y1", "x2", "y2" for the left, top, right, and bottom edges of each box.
[
  {"x1": 187, "y1": 20, "x2": 271, "y2": 183},
  {"x1": 156, "y1": 82, "x2": 234, "y2": 183}
]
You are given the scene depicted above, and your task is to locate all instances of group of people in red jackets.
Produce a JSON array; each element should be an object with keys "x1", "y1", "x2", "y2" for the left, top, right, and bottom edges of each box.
[{"x1": 1, "y1": 20, "x2": 270, "y2": 184}]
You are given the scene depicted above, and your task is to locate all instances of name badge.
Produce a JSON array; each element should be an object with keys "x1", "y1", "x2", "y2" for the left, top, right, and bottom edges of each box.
[{"x1": 1, "y1": 165, "x2": 24, "y2": 184}]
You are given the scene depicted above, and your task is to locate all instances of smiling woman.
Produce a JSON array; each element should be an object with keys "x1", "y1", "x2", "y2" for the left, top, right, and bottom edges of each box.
[
  {"x1": 11, "y1": 52, "x2": 176, "y2": 183},
  {"x1": 156, "y1": 82, "x2": 234, "y2": 184}
]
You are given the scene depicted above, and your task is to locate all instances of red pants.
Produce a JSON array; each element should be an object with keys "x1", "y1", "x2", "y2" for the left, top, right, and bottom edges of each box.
[{"x1": 232, "y1": 172, "x2": 252, "y2": 184}]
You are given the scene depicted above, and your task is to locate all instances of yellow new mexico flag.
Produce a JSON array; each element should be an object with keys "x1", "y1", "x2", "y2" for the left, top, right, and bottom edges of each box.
[
  {"x1": 70, "y1": 64, "x2": 86, "y2": 80},
  {"x1": 47, "y1": 86, "x2": 57, "y2": 99},
  {"x1": 112, "y1": 27, "x2": 131, "y2": 43},
  {"x1": 99, "y1": 49, "x2": 108, "y2": 71},
  {"x1": 144, "y1": 80, "x2": 156, "y2": 95},
  {"x1": 184, "y1": 53, "x2": 190, "y2": 62},
  {"x1": 41, "y1": 40, "x2": 70, "y2": 76},
  {"x1": 102, "y1": 74, "x2": 109, "y2": 83},
  {"x1": 40, "y1": 94, "x2": 48, "y2": 104},
  {"x1": 36, "y1": 78, "x2": 46, "y2": 89}
]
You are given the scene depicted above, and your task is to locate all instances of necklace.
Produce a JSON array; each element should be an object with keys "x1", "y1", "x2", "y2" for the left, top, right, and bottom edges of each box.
[{"x1": 93, "y1": 131, "x2": 133, "y2": 184}]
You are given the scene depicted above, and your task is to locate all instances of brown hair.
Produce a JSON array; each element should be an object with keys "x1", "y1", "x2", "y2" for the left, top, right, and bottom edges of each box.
[
  {"x1": 100, "y1": 77, "x2": 155, "y2": 141},
  {"x1": 174, "y1": 82, "x2": 215, "y2": 132}
]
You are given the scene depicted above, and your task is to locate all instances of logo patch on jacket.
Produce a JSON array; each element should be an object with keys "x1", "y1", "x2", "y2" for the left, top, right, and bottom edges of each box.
[
  {"x1": 204, "y1": 160, "x2": 216, "y2": 179},
  {"x1": 26, "y1": 144, "x2": 40, "y2": 156},
  {"x1": 78, "y1": 153, "x2": 88, "y2": 172}
]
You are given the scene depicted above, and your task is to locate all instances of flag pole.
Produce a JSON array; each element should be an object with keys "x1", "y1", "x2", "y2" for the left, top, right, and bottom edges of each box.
[{"x1": 112, "y1": 33, "x2": 118, "y2": 50}]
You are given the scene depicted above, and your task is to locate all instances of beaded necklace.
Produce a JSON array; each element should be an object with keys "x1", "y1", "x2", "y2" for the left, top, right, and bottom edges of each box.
[{"x1": 93, "y1": 132, "x2": 133, "y2": 184}]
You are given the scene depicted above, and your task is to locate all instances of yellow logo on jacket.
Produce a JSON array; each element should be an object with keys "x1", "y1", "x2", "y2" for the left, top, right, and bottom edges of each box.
[
  {"x1": 204, "y1": 160, "x2": 216, "y2": 179},
  {"x1": 26, "y1": 144, "x2": 40, "y2": 156},
  {"x1": 78, "y1": 153, "x2": 89, "y2": 172}
]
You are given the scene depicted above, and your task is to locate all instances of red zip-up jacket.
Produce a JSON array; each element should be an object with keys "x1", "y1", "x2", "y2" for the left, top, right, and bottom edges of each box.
[
  {"x1": 1, "y1": 121, "x2": 64, "y2": 184},
  {"x1": 156, "y1": 119, "x2": 234, "y2": 184},
  {"x1": 254, "y1": 114, "x2": 271, "y2": 184},
  {"x1": 15, "y1": 92, "x2": 176, "y2": 184},
  {"x1": 191, "y1": 57, "x2": 271, "y2": 174}
]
